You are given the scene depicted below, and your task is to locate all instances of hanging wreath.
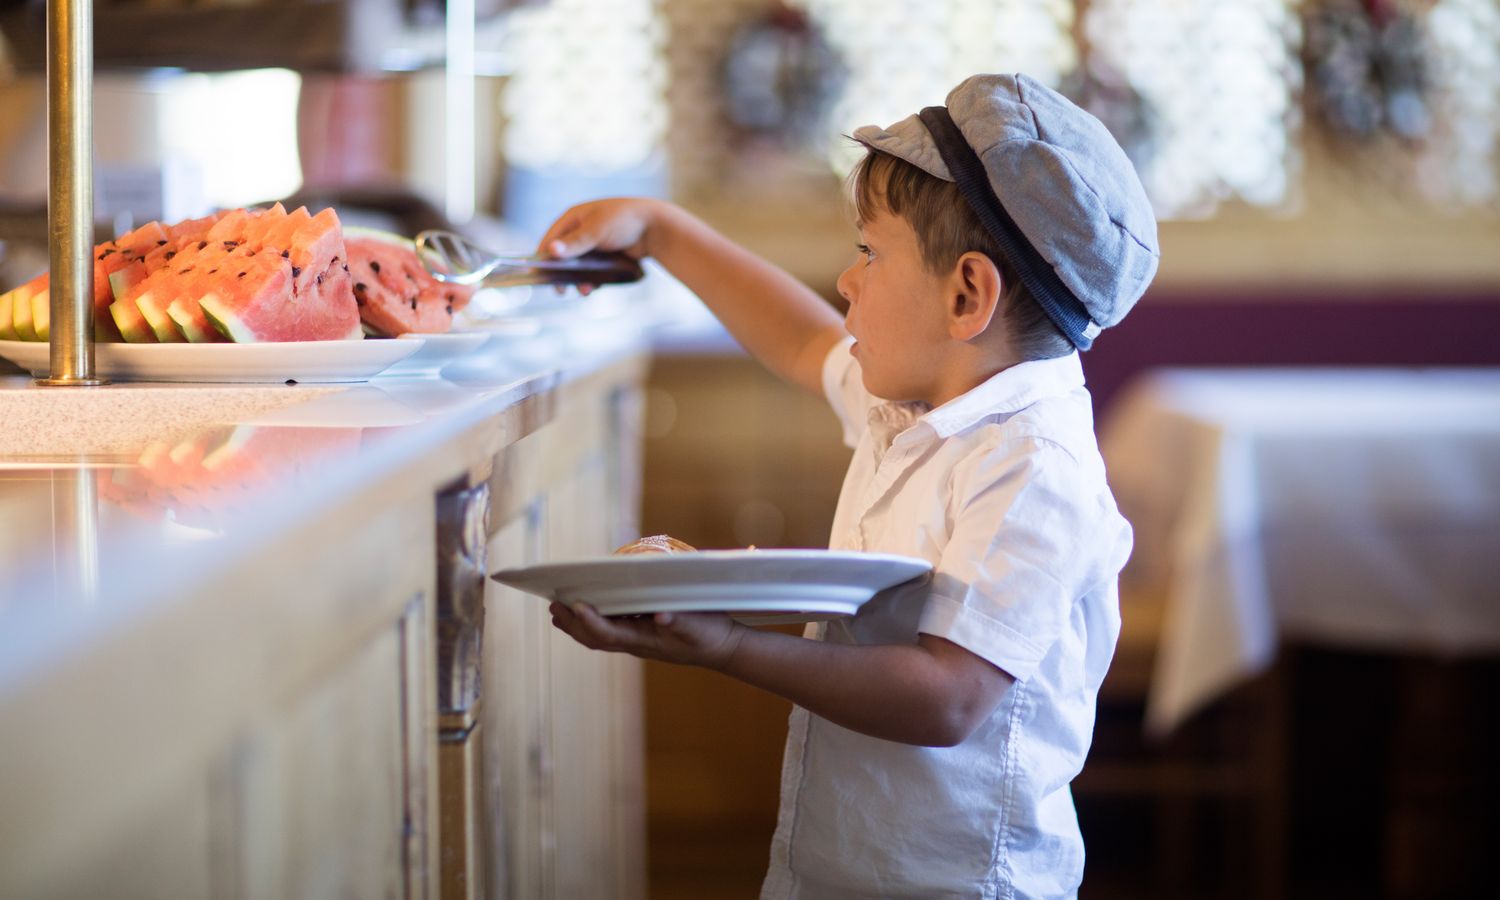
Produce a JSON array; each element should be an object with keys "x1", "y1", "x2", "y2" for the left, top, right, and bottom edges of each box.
[
  {"x1": 721, "y1": 2, "x2": 846, "y2": 154},
  {"x1": 1303, "y1": 0, "x2": 1437, "y2": 143}
]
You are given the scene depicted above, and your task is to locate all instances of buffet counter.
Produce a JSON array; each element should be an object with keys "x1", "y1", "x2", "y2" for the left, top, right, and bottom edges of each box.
[{"x1": 0, "y1": 321, "x2": 652, "y2": 900}]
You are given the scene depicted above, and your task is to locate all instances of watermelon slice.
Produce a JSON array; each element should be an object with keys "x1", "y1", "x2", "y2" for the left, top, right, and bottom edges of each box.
[
  {"x1": 10, "y1": 206, "x2": 376, "y2": 345},
  {"x1": 284, "y1": 208, "x2": 344, "y2": 297},
  {"x1": 115, "y1": 220, "x2": 170, "y2": 253},
  {"x1": 259, "y1": 206, "x2": 312, "y2": 253},
  {"x1": 108, "y1": 262, "x2": 159, "y2": 343},
  {"x1": 198, "y1": 255, "x2": 295, "y2": 342},
  {"x1": 345, "y1": 234, "x2": 474, "y2": 336},
  {"x1": 237, "y1": 203, "x2": 288, "y2": 248},
  {"x1": 0, "y1": 288, "x2": 16, "y2": 340},
  {"x1": 166, "y1": 213, "x2": 223, "y2": 243},
  {"x1": 31, "y1": 284, "x2": 49, "y2": 340},
  {"x1": 165, "y1": 245, "x2": 259, "y2": 343},
  {"x1": 198, "y1": 208, "x2": 360, "y2": 342},
  {"x1": 10, "y1": 275, "x2": 44, "y2": 340},
  {"x1": 93, "y1": 227, "x2": 174, "y2": 340}
]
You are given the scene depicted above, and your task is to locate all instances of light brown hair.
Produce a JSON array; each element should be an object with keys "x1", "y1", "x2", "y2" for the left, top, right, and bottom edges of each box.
[{"x1": 849, "y1": 149, "x2": 1072, "y2": 361}]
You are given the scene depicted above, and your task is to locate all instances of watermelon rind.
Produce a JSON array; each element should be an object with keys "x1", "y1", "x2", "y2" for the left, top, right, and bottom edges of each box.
[
  {"x1": 166, "y1": 296, "x2": 221, "y2": 343},
  {"x1": 32, "y1": 288, "x2": 49, "y2": 340},
  {"x1": 0, "y1": 290, "x2": 16, "y2": 340},
  {"x1": 107, "y1": 268, "x2": 135, "y2": 304},
  {"x1": 198, "y1": 297, "x2": 248, "y2": 343},
  {"x1": 12, "y1": 283, "x2": 37, "y2": 340},
  {"x1": 110, "y1": 294, "x2": 158, "y2": 343}
]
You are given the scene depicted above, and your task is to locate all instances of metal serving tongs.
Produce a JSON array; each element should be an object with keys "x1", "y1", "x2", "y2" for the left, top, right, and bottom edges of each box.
[{"x1": 415, "y1": 229, "x2": 645, "y2": 289}]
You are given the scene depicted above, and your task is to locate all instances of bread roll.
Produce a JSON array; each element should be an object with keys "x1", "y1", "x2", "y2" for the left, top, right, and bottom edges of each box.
[{"x1": 613, "y1": 534, "x2": 697, "y2": 555}]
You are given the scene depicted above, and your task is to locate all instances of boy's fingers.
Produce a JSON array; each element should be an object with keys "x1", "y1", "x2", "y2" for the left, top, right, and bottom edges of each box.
[
  {"x1": 537, "y1": 213, "x2": 588, "y2": 257},
  {"x1": 546, "y1": 224, "x2": 599, "y2": 260},
  {"x1": 573, "y1": 602, "x2": 653, "y2": 650}
]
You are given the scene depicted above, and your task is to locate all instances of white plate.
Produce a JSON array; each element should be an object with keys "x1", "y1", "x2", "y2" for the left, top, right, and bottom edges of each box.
[
  {"x1": 379, "y1": 331, "x2": 491, "y2": 377},
  {"x1": 491, "y1": 549, "x2": 932, "y2": 621},
  {"x1": 0, "y1": 338, "x2": 422, "y2": 384}
]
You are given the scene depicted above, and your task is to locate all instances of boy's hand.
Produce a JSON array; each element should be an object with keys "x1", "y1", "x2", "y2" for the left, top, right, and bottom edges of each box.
[
  {"x1": 549, "y1": 601, "x2": 746, "y2": 670},
  {"x1": 536, "y1": 198, "x2": 665, "y2": 295},
  {"x1": 536, "y1": 199, "x2": 666, "y2": 289}
]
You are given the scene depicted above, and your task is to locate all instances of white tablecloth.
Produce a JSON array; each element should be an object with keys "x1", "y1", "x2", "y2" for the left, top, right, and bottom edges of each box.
[{"x1": 1099, "y1": 368, "x2": 1500, "y2": 734}]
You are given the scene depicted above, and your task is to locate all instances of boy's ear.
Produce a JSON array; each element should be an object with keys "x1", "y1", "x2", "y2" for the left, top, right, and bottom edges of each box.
[{"x1": 947, "y1": 251, "x2": 1003, "y2": 341}]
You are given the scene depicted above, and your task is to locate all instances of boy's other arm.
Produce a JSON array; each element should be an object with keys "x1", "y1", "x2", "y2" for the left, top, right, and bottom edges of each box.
[
  {"x1": 552, "y1": 603, "x2": 1014, "y2": 748},
  {"x1": 540, "y1": 199, "x2": 847, "y2": 394}
]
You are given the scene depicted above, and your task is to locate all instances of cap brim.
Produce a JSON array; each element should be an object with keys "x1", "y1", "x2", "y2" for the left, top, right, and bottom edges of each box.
[{"x1": 853, "y1": 116, "x2": 953, "y2": 183}]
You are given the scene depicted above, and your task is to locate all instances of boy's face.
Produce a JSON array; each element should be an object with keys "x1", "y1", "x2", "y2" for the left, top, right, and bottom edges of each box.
[{"x1": 837, "y1": 208, "x2": 952, "y2": 405}]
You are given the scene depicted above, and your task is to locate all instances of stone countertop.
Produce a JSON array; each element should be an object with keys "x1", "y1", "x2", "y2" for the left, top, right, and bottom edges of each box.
[{"x1": 0, "y1": 317, "x2": 650, "y2": 691}]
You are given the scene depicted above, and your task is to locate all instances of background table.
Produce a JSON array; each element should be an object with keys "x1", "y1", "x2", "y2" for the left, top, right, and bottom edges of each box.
[{"x1": 1099, "y1": 368, "x2": 1500, "y2": 734}]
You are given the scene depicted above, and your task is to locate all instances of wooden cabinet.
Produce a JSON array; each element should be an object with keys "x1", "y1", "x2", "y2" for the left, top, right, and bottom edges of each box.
[
  {"x1": 469, "y1": 361, "x2": 648, "y2": 900},
  {"x1": 0, "y1": 492, "x2": 440, "y2": 900},
  {"x1": 1, "y1": 350, "x2": 650, "y2": 900}
]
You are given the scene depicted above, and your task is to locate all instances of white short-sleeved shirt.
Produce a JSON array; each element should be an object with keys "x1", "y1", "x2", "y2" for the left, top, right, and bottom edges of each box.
[{"x1": 760, "y1": 339, "x2": 1132, "y2": 900}]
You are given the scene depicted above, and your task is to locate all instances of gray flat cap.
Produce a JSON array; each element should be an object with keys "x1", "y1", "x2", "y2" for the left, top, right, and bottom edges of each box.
[{"x1": 853, "y1": 73, "x2": 1158, "y2": 348}]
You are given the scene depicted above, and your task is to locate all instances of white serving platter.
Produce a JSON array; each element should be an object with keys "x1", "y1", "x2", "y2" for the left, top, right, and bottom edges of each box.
[
  {"x1": 378, "y1": 331, "x2": 491, "y2": 377},
  {"x1": 491, "y1": 549, "x2": 932, "y2": 622},
  {"x1": 0, "y1": 337, "x2": 422, "y2": 384}
]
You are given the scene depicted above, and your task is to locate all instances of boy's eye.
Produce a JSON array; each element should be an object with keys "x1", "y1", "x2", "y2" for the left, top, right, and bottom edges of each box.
[{"x1": 856, "y1": 243, "x2": 873, "y2": 262}]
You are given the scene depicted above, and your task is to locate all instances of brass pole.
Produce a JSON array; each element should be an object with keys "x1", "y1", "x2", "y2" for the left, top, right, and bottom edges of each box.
[{"x1": 38, "y1": 0, "x2": 106, "y2": 386}]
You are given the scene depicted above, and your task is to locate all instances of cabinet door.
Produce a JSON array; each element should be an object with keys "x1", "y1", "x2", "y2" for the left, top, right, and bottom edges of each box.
[
  {"x1": 475, "y1": 371, "x2": 647, "y2": 900},
  {"x1": 546, "y1": 459, "x2": 646, "y2": 900},
  {"x1": 482, "y1": 502, "x2": 555, "y2": 900},
  {"x1": 1, "y1": 498, "x2": 438, "y2": 900},
  {"x1": 225, "y1": 599, "x2": 429, "y2": 900}
]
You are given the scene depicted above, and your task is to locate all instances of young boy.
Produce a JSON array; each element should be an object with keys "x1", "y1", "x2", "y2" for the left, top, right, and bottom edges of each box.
[{"x1": 540, "y1": 73, "x2": 1157, "y2": 898}]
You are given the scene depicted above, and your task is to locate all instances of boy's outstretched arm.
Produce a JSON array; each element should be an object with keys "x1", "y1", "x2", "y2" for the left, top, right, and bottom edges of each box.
[
  {"x1": 550, "y1": 603, "x2": 1014, "y2": 748},
  {"x1": 538, "y1": 199, "x2": 847, "y2": 394}
]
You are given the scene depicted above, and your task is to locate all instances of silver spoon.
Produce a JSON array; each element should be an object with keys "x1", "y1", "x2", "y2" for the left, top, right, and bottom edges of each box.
[{"x1": 415, "y1": 229, "x2": 645, "y2": 289}]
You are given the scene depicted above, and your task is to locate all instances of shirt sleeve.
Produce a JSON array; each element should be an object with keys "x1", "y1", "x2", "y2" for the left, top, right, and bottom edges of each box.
[
  {"x1": 917, "y1": 436, "x2": 1117, "y2": 682},
  {"x1": 821, "y1": 336, "x2": 870, "y2": 449}
]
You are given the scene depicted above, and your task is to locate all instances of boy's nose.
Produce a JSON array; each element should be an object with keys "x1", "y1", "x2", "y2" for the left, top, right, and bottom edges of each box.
[{"x1": 836, "y1": 264, "x2": 858, "y2": 305}]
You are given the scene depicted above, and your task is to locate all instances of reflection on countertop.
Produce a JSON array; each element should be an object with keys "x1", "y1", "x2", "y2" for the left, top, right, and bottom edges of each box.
[{"x1": 0, "y1": 315, "x2": 648, "y2": 669}]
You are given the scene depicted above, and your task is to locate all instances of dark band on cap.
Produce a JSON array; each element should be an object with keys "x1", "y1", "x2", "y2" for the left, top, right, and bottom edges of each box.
[{"x1": 917, "y1": 106, "x2": 1097, "y2": 350}]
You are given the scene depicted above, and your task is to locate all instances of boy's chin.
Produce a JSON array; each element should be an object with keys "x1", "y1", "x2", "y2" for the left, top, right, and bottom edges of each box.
[{"x1": 859, "y1": 374, "x2": 918, "y2": 405}]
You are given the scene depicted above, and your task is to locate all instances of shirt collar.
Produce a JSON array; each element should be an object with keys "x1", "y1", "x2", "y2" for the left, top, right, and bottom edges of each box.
[{"x1": 868, "y1": 353, "x2": 1086, "y2": 446}]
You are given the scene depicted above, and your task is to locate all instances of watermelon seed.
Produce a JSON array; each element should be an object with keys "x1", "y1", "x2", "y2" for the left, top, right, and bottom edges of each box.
[
  {"x1": 246, "y1": 250, "x2": 256, "y2": 257},
  {"x1": 370, "y1": 261, "x2": 381, "y2": 274},
  {"x1": 445, "y1": 303, "x2": 453, "y2": 315},
  {"x1": 180, "y1": 266, "x2": 195, "y2": 274},
  {"x1": 409, "y1": 296, "x2": 418, "y2": 310},
  {"x1": 355, "y1": 282, "x2": 367, "y2": 292},
  {"x1": 316, "y1": 273, "x2": 324, "y2": 286},
  {"x1": 237, "y1": 272, "x2": 246, "y2": 279},
  {"x1": 292, "y1": 266, "x2": 302, "y2": 278},
  {"x1": 157, "y1": 239, "x2": 168, "y2": 246},
  {"x1": 208, "y1": 268, "x2": 218, "y2": 275},
  {"x1": 343, "y1": 264, "x2": 350, "y2": 272},
  {"x1": 165, "y1": 251, "x2": 177, "y2": 260},
  {"x1": 223, "y1": 241, "x2": 239, "y2": 248},
  {"x1": 281, "y1": 250, "x2": 290, "y2": 259},
  {"x1": 197, "y1": 241, "x2": 208, "y2": 250},
  {"x1": 98, "y1": 248, "x2": 115, "y2": 259},
  {"x1": 134, "y1": 256, "x2": 146, "y2": 263}
]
